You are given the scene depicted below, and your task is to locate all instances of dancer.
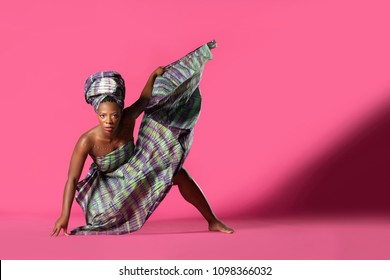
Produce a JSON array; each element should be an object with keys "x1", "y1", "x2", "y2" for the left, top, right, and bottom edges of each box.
[{"x1": 51, "y1": 40, "x2": 233, "y2": 236}]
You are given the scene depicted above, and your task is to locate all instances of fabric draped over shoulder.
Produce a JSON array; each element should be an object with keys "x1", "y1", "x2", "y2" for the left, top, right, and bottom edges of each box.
[{"x1": 70, "y1": 43, "x2": 213, "y2": 235}]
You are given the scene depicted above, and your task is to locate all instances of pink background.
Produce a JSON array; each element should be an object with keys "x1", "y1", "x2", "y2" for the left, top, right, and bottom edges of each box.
[{"x1": 1, "y1": 0, "x2": 390, "y2": 259}]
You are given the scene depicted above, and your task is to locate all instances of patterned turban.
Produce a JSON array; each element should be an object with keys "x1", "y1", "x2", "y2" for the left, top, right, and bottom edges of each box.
[{"x1": 84, "y1": 71, "x2": 126, "y2": 113}]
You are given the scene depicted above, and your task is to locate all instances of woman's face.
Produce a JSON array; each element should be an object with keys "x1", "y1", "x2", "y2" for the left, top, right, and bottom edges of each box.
[{"x1": 97, "y1": 102, "x2": 122, "y2": 135}]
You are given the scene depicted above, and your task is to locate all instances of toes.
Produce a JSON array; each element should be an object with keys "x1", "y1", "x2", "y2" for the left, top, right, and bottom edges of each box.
[{"x1": 209, "y1": 222, "x2": 234, "y2": 234}]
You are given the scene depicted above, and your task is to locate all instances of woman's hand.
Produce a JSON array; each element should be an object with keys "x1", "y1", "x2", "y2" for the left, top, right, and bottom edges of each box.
[
  {"x1": 152, "y1": 66, "x2": 166, "y2": 77},
  {"x1": 51, "y1": 215, "x2": 70, "y2": 237}
]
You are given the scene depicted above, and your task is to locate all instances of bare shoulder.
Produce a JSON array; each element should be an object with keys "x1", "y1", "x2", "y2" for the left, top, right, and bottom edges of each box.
[
  {"x1": 67, "y1": 128, "x2": 96, "y2": 181},
  {"x1": 121, "y1": 108, "x2": 137, "y2": 125},
  {"x1": 117, "y1": 114, "x2": 136, "y2": 137},
  {"x1": 74, "y1": 127, "x2": 97, "y2": 154}
]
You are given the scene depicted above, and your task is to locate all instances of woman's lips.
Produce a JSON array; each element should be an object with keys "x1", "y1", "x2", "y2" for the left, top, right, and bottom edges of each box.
[{"x1": 104, "y1": 127, "x2": 113, "y2": 132}]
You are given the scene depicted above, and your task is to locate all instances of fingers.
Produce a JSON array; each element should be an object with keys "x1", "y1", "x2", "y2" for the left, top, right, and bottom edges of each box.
[
  {"x1": 51, "y1": 225, "x2": 70, "y2": 237},
  {"x1": 154, "y1": 66, "x2": 166, "y2": 77},
  {"x1": 51, "y1": 226, "x2": 60, "y2": 237}
]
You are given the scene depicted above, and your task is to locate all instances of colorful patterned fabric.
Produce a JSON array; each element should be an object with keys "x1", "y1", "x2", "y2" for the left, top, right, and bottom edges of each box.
[
  {"x1": 84, "y1": 71, "x2": 126, "y2": 113},
  {"x1": 70, "y1": 43, "x2": 213, "y2": 235}
]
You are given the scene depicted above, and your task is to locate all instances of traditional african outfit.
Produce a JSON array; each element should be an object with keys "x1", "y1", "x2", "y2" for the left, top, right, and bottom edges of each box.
[{"x1": 70, "y1": 42, "x2": 213, "y2": 235}]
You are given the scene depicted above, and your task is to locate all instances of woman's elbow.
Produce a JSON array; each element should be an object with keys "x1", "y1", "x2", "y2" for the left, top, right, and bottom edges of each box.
[{"x1": 66, "y1": 177, "x2": 78, "y2": 188}]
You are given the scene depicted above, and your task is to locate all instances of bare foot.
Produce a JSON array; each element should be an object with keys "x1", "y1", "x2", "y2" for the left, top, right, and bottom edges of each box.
[{"x1": 209, "y1": 219, "x2": 234, "y2": 234}]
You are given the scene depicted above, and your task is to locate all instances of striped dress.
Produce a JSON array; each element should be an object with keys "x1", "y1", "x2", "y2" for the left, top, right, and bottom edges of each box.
[{"x1": 70, "y1": 43, "x2": 213, "y2": 235}]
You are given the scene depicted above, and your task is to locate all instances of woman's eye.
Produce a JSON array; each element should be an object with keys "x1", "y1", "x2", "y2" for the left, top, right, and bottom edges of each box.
[{"x1": 100, "y1": 115, "x2": 105, "y2": 118}]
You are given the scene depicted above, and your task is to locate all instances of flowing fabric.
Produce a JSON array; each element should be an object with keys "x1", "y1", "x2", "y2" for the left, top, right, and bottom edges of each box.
[{"x1": 70, "y1": 42, "x2": 213, "y2": 235}]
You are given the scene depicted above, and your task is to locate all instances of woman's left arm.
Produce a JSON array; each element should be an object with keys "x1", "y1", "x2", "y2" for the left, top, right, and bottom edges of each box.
[{"x1": 122, "y1": 66, "x2": 165, "y2": 121}]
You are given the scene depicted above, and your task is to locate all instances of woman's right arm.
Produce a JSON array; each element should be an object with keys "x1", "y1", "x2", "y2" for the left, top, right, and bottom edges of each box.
[
  {"x1": 121, "y1": 66, "x2": 165, "y2": 121},
  {"x1": 51, "y1": 135, "x2": 90, "y2": 236}
]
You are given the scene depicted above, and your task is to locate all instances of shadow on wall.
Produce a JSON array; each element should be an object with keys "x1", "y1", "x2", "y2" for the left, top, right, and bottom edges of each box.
[{"x1": 239, "y1": 96, "x2": 390, "y2": 218}]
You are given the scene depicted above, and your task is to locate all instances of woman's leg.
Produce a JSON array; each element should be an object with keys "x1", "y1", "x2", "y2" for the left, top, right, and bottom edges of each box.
[{"x1": 172, "y1": 168, "x2": 234, "y2": 233}]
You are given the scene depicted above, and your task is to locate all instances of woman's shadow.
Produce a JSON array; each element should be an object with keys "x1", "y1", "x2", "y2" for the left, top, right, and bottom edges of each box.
[{"x1": 244, "y1": 97, "x2": 390, "y2": 218}]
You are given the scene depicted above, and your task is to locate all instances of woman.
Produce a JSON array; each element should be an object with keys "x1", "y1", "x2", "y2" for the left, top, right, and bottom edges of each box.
[{"x1": 51, "y1": 41, "x2": 233, "y2": 236}]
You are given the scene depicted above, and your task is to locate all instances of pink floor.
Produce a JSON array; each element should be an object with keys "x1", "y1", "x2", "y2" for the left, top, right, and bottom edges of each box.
[{"x1": 1, "y1": 213, "x2": 390, "y2": 260}]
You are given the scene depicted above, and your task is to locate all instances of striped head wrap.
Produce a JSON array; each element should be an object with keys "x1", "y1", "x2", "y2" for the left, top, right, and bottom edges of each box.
[{"x1": 84, "y1": 71, "x2": 126, "y2": 113}]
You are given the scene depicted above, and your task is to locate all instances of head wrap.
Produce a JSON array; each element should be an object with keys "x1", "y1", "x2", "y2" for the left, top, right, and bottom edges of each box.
[{"x1": 84, "y1": 71, "x2": 126, "y2": 113}]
